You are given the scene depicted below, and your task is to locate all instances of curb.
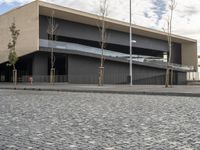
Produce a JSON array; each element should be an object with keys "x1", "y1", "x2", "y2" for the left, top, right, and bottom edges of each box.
[{"x1": 1, "y1": 87, "x2": 200, "y2": 97}]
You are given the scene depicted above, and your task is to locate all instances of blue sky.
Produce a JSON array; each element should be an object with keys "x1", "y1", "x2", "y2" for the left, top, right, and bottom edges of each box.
[
  {"x1": 1, "y1": 0, "x2": 200, "y2": 52},
  {"x1": 0, "y1": 1, "x2": 21, "y2": 14}
]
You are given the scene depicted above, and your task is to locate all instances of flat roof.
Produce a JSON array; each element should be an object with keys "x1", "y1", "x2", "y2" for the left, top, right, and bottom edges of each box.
[
  {"x1": 38, "y1": 1, "x2": 197, "y2": 44},
  {"x1": 1, "y1": 0, "x2": 197, "y2": 44}
]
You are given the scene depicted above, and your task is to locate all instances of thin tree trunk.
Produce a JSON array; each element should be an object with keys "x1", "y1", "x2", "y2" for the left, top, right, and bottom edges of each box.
[
  {"x1": 165, "y1": 67, "x2": 170, "y2": 87},
  {"x1": 13, "y1": 65, "x2": 17, "y2": 85},
  {"x1": 98, "y1": 0, "x2": 108, "y2": 86},
  {"x1": 170, "y1": 69, "x2": 173, "y2": 87},
  {"x1": 165, "y1": 0, "x2": 175, "y2": 88},
  {"x1": 48, "y1": 11, "x2": 58, "y2": 84}
]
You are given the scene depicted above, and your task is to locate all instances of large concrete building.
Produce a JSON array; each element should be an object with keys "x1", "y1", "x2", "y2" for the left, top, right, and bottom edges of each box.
[{"x1": 0, "y1": 1, "x2": 198, "y2": 84}]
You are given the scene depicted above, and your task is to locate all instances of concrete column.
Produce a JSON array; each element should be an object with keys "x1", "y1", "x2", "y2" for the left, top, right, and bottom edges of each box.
[{"x1": 182, "y1": 43, "x2": 198, "y2": 71}]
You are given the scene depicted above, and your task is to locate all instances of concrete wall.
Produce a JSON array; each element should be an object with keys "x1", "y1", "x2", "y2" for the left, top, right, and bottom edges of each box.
[
  {"x1": 0, "y1": 1, "x2": 39, "y2": 64},
  {"x1": 68, "y1": 54, "x2": 186, "y2": 85},
  {"x1": 182, "y1": 42, "x2": 198, "y2": 71}
]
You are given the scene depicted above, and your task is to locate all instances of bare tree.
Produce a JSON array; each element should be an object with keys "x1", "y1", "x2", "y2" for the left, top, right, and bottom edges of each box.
[
  {"x1": 97, "y1": 0, "x2": 109, "y2": 86},
  {"x1": 7, "y1": 21, "x2": 20, "y2": 85},
  {"x1": 165, "y1": 0, "x2": 176, "y2": 88},
  {"x1": 47, "y1": 11, "x2": 58, "y2": 84}
]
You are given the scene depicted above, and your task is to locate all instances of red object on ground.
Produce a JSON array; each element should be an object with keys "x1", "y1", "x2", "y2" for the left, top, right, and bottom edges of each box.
[{"x1": 28, "y1": 76, "x2": 33, "y2": 85}]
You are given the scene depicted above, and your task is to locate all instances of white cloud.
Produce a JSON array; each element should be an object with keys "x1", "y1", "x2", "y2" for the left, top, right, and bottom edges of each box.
[{"x1": 0, "y1": 0, "x2": 31, "y2": 5}]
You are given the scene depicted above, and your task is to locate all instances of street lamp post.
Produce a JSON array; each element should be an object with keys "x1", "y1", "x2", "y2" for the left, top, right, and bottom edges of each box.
[{"x1": 129, "y1": 0, "x2": 132, "y2": 86}]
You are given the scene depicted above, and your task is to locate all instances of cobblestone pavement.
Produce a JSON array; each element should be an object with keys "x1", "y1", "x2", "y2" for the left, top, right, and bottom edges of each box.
[{"x1": 0, "y1": 90, "x2": 200, "y2": 150}]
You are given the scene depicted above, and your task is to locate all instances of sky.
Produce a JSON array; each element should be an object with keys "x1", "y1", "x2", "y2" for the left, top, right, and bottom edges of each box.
[{"x1": 1, "y1": 0, "x2": 200, "y2": 53}]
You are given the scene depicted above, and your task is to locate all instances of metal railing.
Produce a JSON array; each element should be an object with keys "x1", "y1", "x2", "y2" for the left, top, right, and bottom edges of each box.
[
  {"x1": 144, "y1": 60, "x2": 195, "y2": 71},
  {"x1": 1, "y1": 73, "x2": 166, "y2": 85},
  {"x1": 1, "y1": 70, "x2": 185, "y2": 85},
  {"x1": 40, "y1": 39, "x2": 194, "y2": 71},
  {"x1": 21, "y1": 75, "x2": 68, "y2": 83}
]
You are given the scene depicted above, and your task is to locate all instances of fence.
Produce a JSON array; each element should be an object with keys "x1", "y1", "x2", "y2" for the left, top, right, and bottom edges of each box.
[
  {"x1": 21, "y1": 75, "x2": 68, "y2": 83},
  {"x1": 0, "y1": 73, "x2": 168, "y2": 85}
]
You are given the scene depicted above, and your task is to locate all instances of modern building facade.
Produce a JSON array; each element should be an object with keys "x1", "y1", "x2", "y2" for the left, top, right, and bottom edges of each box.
[{"x1": 0, "y1": 1, "x2": 198, "y2": 84}]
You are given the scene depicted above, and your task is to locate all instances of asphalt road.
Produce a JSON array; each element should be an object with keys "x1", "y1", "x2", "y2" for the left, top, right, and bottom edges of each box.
[{"x1": 0, "y1": 90, "x2": 200, "y2": 150}]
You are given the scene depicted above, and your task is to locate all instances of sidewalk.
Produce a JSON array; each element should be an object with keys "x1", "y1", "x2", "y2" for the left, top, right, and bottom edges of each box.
[{"x1": 0, "y1": 83, "x2": 200, "y2": 97}]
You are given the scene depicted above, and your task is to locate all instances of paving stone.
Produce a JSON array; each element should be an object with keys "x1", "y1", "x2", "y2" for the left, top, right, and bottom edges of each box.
[{"x1": 0, "y1": 90, "x2": 200, "y2": 149}]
